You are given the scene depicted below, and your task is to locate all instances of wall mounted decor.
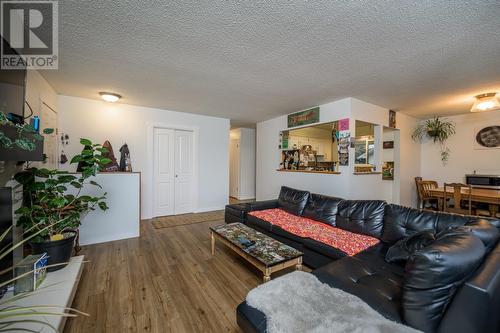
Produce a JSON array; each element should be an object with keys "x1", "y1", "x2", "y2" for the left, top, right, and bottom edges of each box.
[
  {"x1": 389, "y1": 110, "x2": 396, "y2": 128},
  {"x1": 338, "y1": 131, "x2": 350, "y2": 166},
  {"x1": 383, "y1": 141, "x2": 394, "y2": 149},
  {"x1": 382, "y1": 162, "x2": 394, "y2": 180},
  {"x1": 287, "y1": 107, "x2": 320, "y2": 128},
  {"x1": 473, "y1": 125, "x2": 500, "y2": 149}
]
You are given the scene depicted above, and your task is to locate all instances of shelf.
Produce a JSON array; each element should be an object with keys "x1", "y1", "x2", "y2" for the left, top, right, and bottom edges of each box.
[
  {"x1": 3, "y1": 255, "x2": 85, "y2": 332},
  {"x1": 277, "y1": 169, "x2": 341, "y2": 175},
  {"x1": 353, "y1": 172, "x2": 382, "y2": 175}
]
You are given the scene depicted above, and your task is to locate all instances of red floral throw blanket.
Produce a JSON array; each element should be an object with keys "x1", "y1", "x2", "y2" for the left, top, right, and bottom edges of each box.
[{"x1": 248, "y1": 208, "x2": 380, "y2": 256}]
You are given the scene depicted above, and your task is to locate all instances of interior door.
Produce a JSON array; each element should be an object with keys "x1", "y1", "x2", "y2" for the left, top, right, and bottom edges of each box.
[
  {"x1": 174, "y1": 130, "x2": 194, "y2": 215},
  {"x1": 229, "y1": 139, "x2": 239, "y2": 198},
  {"x1": 153, "y1": 128, "x2": 175, "y2": 216}
]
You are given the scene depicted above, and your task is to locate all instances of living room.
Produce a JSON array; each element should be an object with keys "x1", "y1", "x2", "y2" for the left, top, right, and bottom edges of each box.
[{"x1": 0, "y1": 1, "x2": 499, "y2": 333}]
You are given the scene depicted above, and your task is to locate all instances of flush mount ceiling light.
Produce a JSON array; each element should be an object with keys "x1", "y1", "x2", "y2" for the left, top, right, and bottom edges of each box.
[
  {"x1": 99, "y1": 92, "x2": 121, "y2": 103},
  {"x1": 470, "y1": 92, "x2": 500, "y2": 112}
]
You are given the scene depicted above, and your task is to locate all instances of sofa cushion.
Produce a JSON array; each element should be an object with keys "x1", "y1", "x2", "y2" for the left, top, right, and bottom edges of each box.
[
  {"x1": 302, "y1": 193, "x2": 343, "y2": 226},
  {"x1": 336, "y1": 200, "x2": 386, "y2": 238},
  {"x1": 248, "y1": 208, "x2": 380, "y2": 256},
  {"x1": 302, "y1": 238, "x2": 348, "y2": 260},
  {"x1": 385, "y1": 230, "x2": 435, "y2": 263},
  {"x1": 270, "y1": 225, "x2": 304, "y2": 244},
  {"x1": 457, "y1": 219, "x2": 499, "y2": 253},
  {"x1": 314, "y1": 256, "x2": 405, "y2": 323},
  {"x1": 277, "y1": 186, "x2": 310, "y2": 215},
  {"x1": 246, "y1": 214, "x2": 273, "y2": 232},
  {"x1": 382, "y1": 204, "x2": 484, "y2": 244},
  {"x1": 402, "y1": 229, "x2": 486, "y2": 333}
]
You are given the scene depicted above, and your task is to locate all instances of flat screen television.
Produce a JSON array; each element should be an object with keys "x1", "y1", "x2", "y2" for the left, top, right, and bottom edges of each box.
[{"x1": 0, "y1": 37, "x2": 43, "y2": 161}]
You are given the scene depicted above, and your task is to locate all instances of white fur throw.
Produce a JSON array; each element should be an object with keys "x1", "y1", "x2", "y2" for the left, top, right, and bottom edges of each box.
[{"x1": 246, "y1": 271, "x2": 421, "y2": 333}]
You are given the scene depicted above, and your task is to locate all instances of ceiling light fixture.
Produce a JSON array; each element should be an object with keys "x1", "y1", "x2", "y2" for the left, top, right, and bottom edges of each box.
[
  {"x1": 470, "y1": 92, "x2": 500, "y2": 113},
  {"x1": 99, "y1": 92, "x2": 121, "y2": 103}
]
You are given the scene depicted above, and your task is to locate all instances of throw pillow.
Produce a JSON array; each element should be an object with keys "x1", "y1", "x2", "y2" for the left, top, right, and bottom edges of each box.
[
  {"x1": 385, "y1": 230, "x2": 435, "y2": 263},
  {"x1": 402, "y1": 229, "x2": 485, "y2": 333}
]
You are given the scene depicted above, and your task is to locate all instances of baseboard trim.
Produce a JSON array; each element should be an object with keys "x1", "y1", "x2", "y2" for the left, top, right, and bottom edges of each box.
[
  {"x1": 194, "y1": 205, "x2": 226, "y2": 213},
  {"x1": 237, "y1": 196, "x2": 256, "y2": 201}
]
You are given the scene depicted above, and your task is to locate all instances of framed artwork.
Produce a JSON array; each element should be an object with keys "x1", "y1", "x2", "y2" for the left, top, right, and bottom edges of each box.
[
  {"x1": 389, "y1": 110, "x2": 396, "y2": 128},
  {"x1": 287, "y1": 107, "x2": 319, "y2": 128},
  {"x1": 473, "y1": 125, "x2": 500, "y2": 150},
  {"x1": 383, "y1": 141, "x2": 394, "y2": 149},
  {"x1": 338, "y1": 131, "x2": 350, "y2": 166},
  {"x1": 382, "y1": 161, "x2": 394, "y2": 180}
]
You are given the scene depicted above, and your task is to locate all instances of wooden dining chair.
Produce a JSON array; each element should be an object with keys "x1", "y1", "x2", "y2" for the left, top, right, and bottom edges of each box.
[
  {"x1": 416, "y1": 178, "x2": 439, "y2": 210},
  {"x1": 443, "y1": 183, "x2": 472, "y2": 215},
  {"x1": 415, "y1": 177, "x2": 423, "y2": 208}
]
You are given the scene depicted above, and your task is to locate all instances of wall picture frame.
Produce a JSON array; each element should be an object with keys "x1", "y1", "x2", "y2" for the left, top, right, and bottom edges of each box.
[
  {"x1": 383, "y1": 141, "x2": 394, "y2": 149},
  {"x1": 389, "y1": 110, "x2": 396, "y2": 128},
  {"x1": 473, "y1": 125, "x2": 500, "y2": 150},
  {"x1": 287, "y1": 107, "x2": 320, "y2": 128}
]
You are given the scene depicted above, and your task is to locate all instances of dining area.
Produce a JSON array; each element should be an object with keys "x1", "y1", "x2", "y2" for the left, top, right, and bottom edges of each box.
[{"x1": 415, "y1": 174, "x2": 500, "y2": 218}]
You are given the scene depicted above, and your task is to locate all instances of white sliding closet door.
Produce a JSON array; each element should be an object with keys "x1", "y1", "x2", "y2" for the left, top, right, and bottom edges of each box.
[
  {"x1": 174, "y1": 130, "x2": 193, "y2": 215},
  {"x1": 153, "y1": 128, "x2": 175, "y2": 216},
  {"x1": 153, "y1": 128, "x2": 194, "y2": 217}
]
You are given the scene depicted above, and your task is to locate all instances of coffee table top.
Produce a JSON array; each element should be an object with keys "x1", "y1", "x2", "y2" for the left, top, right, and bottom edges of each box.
[{"x1": 210, "y1": 223, "x2": 302, "y2": 267}]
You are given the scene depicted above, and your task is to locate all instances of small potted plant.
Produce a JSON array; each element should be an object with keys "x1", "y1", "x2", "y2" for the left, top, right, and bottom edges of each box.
[
  {"x1": 411, "y1": 116, "x2": 456, "y2": 165},
  {"x1": 14, "y1": 138, "x2": 111, "y2": 271}
]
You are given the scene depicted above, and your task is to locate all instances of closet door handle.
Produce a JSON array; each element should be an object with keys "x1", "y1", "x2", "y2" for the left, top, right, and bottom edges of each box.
[{"x1": 175, "y1": 174, "x2": 178, "y2": 178}]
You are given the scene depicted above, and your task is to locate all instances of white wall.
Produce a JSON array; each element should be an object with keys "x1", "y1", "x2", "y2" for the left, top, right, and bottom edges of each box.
[
  {"x1": 26, "y1": 71, "x2": 58, "y2": 116},
  {"x1": 77, "y1": 173, "x2": 140, "y2": 245},
  {"x1": 420, "y1": 110, "x2": 500, "y2": 184},
  {"x1": 58, "y1": 95, "x2": 230, "y2": 219},
  {"x1": 397, "y1": 112, "x2": 421, "y2": 207},
  {"x1": 256, "y1": 97, "x2": 421, "y2": 207}
]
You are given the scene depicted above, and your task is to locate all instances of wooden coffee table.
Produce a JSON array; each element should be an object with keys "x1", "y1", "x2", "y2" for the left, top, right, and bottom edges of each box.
[{"x1": 210, "y1": 223, "x2": 303, "y2": 282}]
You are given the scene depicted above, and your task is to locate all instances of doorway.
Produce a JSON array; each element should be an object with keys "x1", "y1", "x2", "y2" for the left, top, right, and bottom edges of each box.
[
  {"x1": 153, "y1": 127, "x2": 195, "y2": 217},
  {"x1": 229, "y1": 139, "x2": 240, "y2": 198}
]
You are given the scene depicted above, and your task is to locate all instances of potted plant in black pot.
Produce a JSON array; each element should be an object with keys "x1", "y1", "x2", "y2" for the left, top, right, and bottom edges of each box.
[{"x1": 14, "y1": 138, "x2": 110, "y2": 271}]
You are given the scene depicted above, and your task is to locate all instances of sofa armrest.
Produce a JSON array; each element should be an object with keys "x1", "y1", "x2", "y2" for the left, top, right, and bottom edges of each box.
[
  {"x1": 481, "y1": 216, "x2": 500, "y2": 230},
  {"x1": 246, "y1": 199, "x2": 279, "y2": 212},
  {"x1": 438, "y1": 243, "x2": 500, "y2": 333}
]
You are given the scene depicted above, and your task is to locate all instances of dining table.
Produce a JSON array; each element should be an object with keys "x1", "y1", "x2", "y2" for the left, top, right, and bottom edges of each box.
[{"x1": 429, "y1": 187, "x2": 500, "y2": 216}]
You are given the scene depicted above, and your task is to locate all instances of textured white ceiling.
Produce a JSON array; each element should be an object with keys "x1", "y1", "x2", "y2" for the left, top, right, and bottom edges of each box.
[{"x1": 40, "y1": 1, "x2": 500, "y2": 126}]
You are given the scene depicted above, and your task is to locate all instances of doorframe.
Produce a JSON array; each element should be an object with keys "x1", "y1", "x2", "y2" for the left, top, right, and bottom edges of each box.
[{"x1": 147, "y1": 122, "x2": 199, "y2": 218}]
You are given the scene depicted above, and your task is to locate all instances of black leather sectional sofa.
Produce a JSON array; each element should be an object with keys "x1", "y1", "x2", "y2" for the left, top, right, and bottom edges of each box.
[{"x1": 226, "y1": 186, "x2": 500, "y2": 333}]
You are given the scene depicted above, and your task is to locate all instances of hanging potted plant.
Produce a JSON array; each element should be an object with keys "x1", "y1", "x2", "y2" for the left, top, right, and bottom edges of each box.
[
  {"x1": 411, "y1": 116, "x2": 456, "y2": 165},
  {"x1": 14, "y1": 138, "x2": 110, "y2": 271}
]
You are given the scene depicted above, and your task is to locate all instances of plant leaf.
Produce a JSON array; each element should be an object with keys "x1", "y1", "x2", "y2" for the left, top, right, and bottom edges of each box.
[{"x1": 79, "y1": 138, "x2": 92, "y2": 146}]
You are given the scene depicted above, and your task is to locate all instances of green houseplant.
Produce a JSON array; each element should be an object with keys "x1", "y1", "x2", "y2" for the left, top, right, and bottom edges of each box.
[
  {"x1": 411, "y1": 116, "x2": 456, "y2": 165},
  {"x1": 14, "y1": 138, "x2": 110, "y2": 271},
  {"x1": 0, "y1": 111, "x2": 52, "y2": 151}
]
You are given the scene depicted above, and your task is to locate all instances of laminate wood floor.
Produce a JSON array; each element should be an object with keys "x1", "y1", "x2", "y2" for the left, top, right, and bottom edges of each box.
[{"x1": 64, "y1": 218, "x2": 295, "y2": 333}]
